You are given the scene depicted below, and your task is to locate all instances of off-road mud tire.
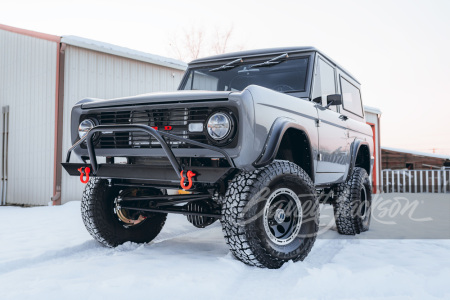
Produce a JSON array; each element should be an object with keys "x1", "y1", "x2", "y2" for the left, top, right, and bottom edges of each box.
[
  {"x1": 333, "y1": 167, "x2": 372, "y2": 235},
  {"x1": 221, "y1": 160, "x2": 319, "y2": 269},
  {"x1": 81, "y1": 178, "x2": 167, "y2": 247}
]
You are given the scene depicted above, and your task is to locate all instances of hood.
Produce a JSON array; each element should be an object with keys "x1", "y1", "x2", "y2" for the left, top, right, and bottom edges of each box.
[{"x1": 80, "y1": 90, "x2": 232, "y2": 109}]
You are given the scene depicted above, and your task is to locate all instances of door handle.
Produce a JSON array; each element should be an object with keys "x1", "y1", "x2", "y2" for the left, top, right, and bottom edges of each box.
[{"x1": 339, "y1": 115, "x2": 348, "y2": 121}]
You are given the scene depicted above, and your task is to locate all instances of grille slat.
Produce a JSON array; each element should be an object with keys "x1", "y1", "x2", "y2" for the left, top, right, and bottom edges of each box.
[{"x1": 95, "y1": 107, "x2": 211, "y2": 149}]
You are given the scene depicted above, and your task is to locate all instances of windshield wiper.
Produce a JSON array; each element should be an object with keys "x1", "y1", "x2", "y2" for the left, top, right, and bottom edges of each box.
[
  {"x1": 209, "y1": 58, "x2": 243, "y2": 72},
  {"x1": 250, "y1": 53, "x2": 289, "y2": 68}
]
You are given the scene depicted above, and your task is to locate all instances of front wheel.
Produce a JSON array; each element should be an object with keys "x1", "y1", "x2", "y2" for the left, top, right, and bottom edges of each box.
[
  {"x1": 221, "y1": 160, "x2": 319, "y2": 269},
  {"x1": 81, "y1": 179, "x2": 167, "y2": 247}
]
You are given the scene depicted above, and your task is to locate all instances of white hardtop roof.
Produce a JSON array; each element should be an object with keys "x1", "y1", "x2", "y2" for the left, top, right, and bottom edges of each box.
[
  {"x1": 382, "y1": 146, "x2": 450, "y2": 160},
  {"x1": 61, "y1": 35, "x2": 187, "y2": 71},
  {"x1": 364, "y1": 105, "x2": 382, "y2": 115}
]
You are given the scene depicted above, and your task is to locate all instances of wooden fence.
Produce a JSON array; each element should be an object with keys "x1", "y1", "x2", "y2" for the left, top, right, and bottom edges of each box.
[{"x1": 382, "y1": 169, "x2": 450, "y2": 193}]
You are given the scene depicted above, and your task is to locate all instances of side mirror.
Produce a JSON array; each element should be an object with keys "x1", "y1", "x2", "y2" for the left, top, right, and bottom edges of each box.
[
  {"x1": 326, "y1": 94, "x2": 342, "y2": 106},
  {"x1": 313, "y1": 94, "x2": 342, "y2": 107}
]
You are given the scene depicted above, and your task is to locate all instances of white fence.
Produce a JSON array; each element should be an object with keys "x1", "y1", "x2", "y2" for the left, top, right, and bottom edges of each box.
[{"x1": 382, "y1": 169, "x2": 450, "y2": 193}]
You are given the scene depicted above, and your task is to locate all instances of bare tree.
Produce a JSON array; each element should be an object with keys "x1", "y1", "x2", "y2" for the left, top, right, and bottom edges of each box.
[
  {"x1": 184, "y1": 27, "x2": 204, "y2": 60},
  {"x1": 210, "y1": 26, "x2": 234, "y2": 55},
  {"x1": 168, "y1": 25, "x2": 245, "y2": 62}
]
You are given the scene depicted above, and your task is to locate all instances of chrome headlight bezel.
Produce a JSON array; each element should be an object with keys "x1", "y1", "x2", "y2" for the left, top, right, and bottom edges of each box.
[
  {"x1": 206, "y1": 112, "x2": 232, "y2": 141},
  {"x1": 78, "y1": 119, "x2": 95, "y2": 139},
  {"x1": 205, "y1": 110, "x2": 236, "y2": 146}
]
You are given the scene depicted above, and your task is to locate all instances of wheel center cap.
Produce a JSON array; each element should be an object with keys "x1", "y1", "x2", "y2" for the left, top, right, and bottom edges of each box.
[{"x1": 275, "y1": 208, "x2": 286, "y2": 224}]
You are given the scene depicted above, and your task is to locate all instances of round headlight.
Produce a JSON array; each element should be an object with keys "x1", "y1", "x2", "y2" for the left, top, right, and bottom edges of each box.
[
  {"x1": 207, "y1": 112, "x2": 231, "y2": 141},
  {"x1": 78, "y1": 119, "x2": 95, "y2": 139}
]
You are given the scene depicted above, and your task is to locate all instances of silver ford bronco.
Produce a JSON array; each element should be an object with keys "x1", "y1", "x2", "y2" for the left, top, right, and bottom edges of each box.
[{"x1": 63, "y1": 47, "x2": 374, "y2": 268}]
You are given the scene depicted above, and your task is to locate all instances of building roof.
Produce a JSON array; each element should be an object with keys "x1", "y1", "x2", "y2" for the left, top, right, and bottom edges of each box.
[
  {"x1": 382, "y1": 146, "x2": 450, "y2": 160},
  {"x1": 364, "y1": 105, "x2": 382, "y2": 115},
  {"x1": 61, "y1": 36, "x2": 187, "y2": 71},
  {"x1": 1, "y1": 24, "x2": 187, "y2": 71},
  {"x1": 189, "y1": 46, "x2": 360, "y2": 84},
  {"x1": 0, "y1": 23, "x2": 60, "y2": 43}
]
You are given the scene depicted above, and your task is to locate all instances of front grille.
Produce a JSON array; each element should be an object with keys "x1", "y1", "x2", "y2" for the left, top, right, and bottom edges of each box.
[{"x1": 95, "y1": 107, "x2": 212, "y2": 149}]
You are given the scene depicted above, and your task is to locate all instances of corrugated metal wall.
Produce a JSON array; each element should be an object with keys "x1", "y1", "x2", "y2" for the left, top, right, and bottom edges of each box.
[
  {"x1": 0, "y1": 29, "x2": 57, "y2": 205},
  {"x1": 61, "y1": 45, "x2": 185, "y2": 203}
]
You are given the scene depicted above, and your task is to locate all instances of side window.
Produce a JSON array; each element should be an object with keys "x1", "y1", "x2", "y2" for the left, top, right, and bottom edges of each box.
[
  {"x1": 340, "y1": 76, "x2": 363, "y2": 117},
  {"x1": 312, "y1": 57, "x2": 336, "y2": 110}
]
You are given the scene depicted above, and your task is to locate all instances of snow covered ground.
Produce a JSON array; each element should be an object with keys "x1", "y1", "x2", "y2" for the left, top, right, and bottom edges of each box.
[{"x1": 0, "y1": 193, "x2": 449, "y2": 299}]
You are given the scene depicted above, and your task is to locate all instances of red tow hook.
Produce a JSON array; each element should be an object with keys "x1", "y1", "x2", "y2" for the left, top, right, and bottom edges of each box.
[
  {"x1": 78, "y1": 167, "x2": 91, "y2": 184},
  {"x1": 180, "y1": 170, "x2": 196, "y2": 190}
]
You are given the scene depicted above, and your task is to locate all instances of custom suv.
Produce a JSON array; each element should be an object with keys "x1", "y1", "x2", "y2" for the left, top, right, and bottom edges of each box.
[{"x1": 63, "y1": 47, "x2": 374, "y2": 269}]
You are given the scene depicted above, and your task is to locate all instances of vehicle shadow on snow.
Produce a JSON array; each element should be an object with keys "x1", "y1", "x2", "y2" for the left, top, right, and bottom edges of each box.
[
  {"x1": 149, "y1": 225, "x2": 230, "y2": 258},
  {"x1": 147, "y1": 221, "x2": 356, "y2": 271}
]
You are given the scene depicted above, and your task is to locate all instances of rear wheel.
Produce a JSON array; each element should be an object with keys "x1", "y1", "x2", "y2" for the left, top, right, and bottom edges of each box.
[
  {"x1": 333, "y1": 167, "x2": 372, "y2": 235},
  {"x1": 81, "y1": 178, "x2": 167, "y2": 247},
  {"x1": 221, "y1": 160, "x2": 319, "y2": 269}
]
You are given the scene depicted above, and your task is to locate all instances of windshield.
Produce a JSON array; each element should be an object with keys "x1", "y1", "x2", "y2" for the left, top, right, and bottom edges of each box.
[{"x1": 180, "y1": 57, "x2": 310, "y2": 95}]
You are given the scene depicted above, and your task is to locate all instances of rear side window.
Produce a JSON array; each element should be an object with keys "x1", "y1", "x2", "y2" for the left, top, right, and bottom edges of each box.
[{"x1": 340, "y1": 76, "x2": 363, "y2": 117}]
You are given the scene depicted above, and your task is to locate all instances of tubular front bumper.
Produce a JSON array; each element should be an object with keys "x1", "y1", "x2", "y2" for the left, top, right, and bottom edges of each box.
[{"x1": 62, "y1": 124, "x2": 236, "y2": 186}]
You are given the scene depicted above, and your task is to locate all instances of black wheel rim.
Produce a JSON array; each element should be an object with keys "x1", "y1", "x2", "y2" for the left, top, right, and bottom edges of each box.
[{"x1": 263, "y1": 188, "x2": 303, "y2": 245}]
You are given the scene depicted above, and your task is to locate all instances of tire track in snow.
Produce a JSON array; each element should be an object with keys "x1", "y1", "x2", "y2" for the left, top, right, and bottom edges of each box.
[
  {"x1": 0, "y1": 220, "x2": 346, "y2": 275},
  {"x1": 0, "y1": 223, "x2": 222, "y2": 275},
  {"x1": 0, "y1": 240, "x2": 102, "y2": 275}
]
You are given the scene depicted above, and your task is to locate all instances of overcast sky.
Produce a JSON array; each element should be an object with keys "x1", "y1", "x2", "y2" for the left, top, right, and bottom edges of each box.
[{"x1": 2, "y1": 0, "x2": 449, "y2": 155}]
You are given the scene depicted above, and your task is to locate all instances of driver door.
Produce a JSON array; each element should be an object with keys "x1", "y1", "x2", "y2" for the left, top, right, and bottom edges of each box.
[{"x1": 312, "y1": 56, "x2": 350, "y2": 185}]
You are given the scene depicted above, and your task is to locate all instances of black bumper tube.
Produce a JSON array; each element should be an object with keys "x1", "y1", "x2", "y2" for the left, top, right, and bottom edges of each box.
[{"x1": 64, "y1": 124, "x2": 235, "y2": 179}]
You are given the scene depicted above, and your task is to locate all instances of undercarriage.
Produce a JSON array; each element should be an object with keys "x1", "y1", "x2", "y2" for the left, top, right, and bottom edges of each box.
[{"x1": 112, "y1": 184, "x2": 221, "y2": 229}]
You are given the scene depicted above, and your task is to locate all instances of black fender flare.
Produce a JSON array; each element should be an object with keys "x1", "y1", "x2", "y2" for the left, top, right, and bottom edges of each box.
[
  {"x1": 345, "y1": 139, "x2": 372, "y2": 182},
  {"x1": 252, "y1": 117, "x2": 314, "y2": 180}
]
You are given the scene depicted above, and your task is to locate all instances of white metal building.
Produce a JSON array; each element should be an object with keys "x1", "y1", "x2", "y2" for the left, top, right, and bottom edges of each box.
[{"x1": 0, "y1": 24, "x2": 186, "y2": 206}]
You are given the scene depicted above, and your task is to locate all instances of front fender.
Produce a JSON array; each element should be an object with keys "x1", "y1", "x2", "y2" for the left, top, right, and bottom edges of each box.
[{"x1": 253, "y1": 117, "x2": 314, "y2": 172}]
